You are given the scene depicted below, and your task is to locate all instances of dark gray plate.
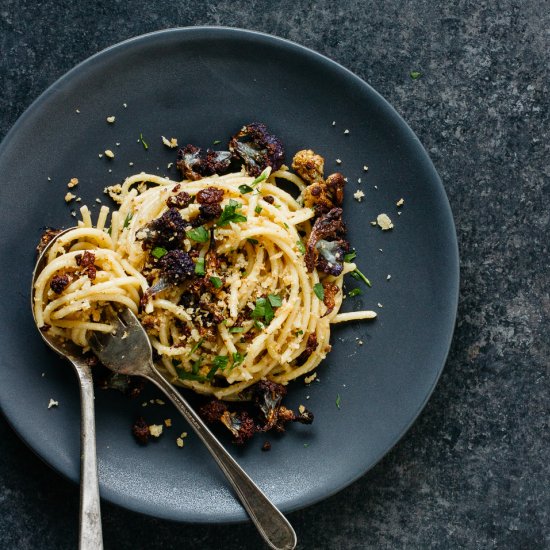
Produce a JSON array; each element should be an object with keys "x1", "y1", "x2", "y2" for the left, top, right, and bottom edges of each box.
[{"x1": 0, "y1": 28, "x2": 458, "y2": 522}]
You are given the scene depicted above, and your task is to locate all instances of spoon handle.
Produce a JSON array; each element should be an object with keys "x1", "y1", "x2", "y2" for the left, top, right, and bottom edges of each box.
[
  {"x1": 146, "y1": 365, "x2": 297, "y2": 550},
  {"x1": 75, "y1": 363, "x2": 103, "y2": 550}
]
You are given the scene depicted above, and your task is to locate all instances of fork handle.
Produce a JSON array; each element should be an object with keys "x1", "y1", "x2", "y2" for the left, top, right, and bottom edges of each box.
[
  {"x1": 145, "y1": 366, "x2": 297, "y2": 550},
  {"x1": 75, "y1": 362, "x2": 103, "y2": 550}
]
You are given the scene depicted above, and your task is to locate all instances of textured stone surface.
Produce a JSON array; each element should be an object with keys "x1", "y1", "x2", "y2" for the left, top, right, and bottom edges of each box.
[{"x1": 1, "y1": 1, "x2": 548, "y2": 548}]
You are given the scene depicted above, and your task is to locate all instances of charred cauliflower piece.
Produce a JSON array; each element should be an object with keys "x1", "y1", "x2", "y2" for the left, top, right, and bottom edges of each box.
[
  {"x1": 303, "y1": 172, "x2": 346, "y2": 216},
  {"x1": 305, "y1": 207, "x2": 349, "y2": 276},
  {"x1": 176, "y1": 144, "x2": 232, "y2": 181},
  {"x1": 291, "y1": 149, "x2": 325, "y2": 184},
  {"x1": 229, "y1": 123, "x2": 284, "y2": 176}
]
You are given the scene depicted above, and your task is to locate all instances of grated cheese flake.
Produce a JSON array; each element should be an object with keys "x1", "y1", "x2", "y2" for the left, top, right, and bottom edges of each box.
[
  {"x1": 106, "y1": 116, "x2": 115, "y2": 123},
  {"x1": 48, "y1": 398, "x2": 59, "y2": 409}
]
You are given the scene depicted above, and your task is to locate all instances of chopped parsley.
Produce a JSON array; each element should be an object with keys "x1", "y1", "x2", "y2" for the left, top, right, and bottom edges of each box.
[
  {"x1": 344, "y1": 251, "x2": 356, "y2": 262},
  {"x1": 191, "y1": 357, "x2": 202, "y2": 374},
  {"x1": 252, "y1": 297, "x2": 275, "y2": 324},
  {"x1": 175, "y1": 367, "x2": 206, "y2": 382},
  {"x1": 207, "y1": 355, "x2": 228, "y2": 379},
  {"x1": 186, "y1": 226, "x2": 209, "y2": 243},
  {"x1": 296, "y1": 240, "x2": 306, "y2": 254},
  {"x1": 209, "y1": 276, "x2": 223, "y2": 289},
  {"x1": 254, "y1": 205, "x2": 263, "y2": 214},
  {"x1": 217, "y1": 199, "x2": 247, "y2": 227},
  {"x1": 151, "y1": 246, "x2": 167, "y2": 259},
  {"x1": 351, "y1": 268, "x2": 372, "y2": 287},
  {"x1": 232, "y1": 352, "x2": 245, "y2": 368},
  {"x1": 410, "y1": 70, "x2": 422, "y2": 80},
  {"x1": 247, "y1": 238, "x2": 259, "y2": 245},
  {"x1": 254, "y1": 320, "x2": 265, "y2": 330},
  {"x1": 188, "y1": 338, "x2": 204, "y2": 356},
  {"x1": 294, "y1": 329, "x2": 304, "y2": 337},
  {"x1": 251, "y1": 166, "x2": 270, "y2": 186},
  {"x1": 348, "y1": 288, "x2": 362, "y2": 297},
  {"x1": 139, "y1": 132, "x2": 148, "y2": 150},
  {"x1": 268, "y1": 294, "x2": 282, "y2": 308},
  {"x1": 336, "y1": 394, "x2": 341, "y2": 409},
  {"x1": 313, "y1": 283, "x2": 325, "y2": 301},
  {"x1": 123, "y1": 212, "x2": 133, "y2": 229},
  {"x1": 213, "y1": 140, "x2": 221, "y2": 145},
  {"x1": 238, "y1": 184, "x2": 254, "y2": 194},
  {"x1": 228, "y1": 326, "x2": 244, "y2": 333},
  {"x1": 195, "y1": 257, "x2": 205, "y2": 275}
]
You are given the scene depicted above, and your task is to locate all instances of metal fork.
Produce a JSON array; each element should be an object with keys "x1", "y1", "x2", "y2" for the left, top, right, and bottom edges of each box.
[{"x1": 90, "y1": 308, "x2": 297, "y2": 550}]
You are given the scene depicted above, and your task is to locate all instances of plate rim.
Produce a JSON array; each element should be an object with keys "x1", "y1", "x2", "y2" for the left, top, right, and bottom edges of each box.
[{"x1": 0, "y1": 26, "x2": 459, "y2": 523}]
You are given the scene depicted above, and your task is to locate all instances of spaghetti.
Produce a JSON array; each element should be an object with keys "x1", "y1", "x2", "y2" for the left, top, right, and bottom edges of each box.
[{"x1": 33, "y1": 162, "x2": 376, "y2": 400}]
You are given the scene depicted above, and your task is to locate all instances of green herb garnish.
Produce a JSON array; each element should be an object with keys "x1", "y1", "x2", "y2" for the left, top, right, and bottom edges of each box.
[
  {"x1": 344, "y1": 251, "x2": 357, "y2": 262},
  {"x1": 251, "y1": 167, "x2": 270, "y2": 186},
  {"x1": 186, "y1": 226, "x2": 209, "y2": 243},
  {"x1": 238, "y1": 184, "x2": 254, "y2": 194},
  {"x1": 254, "y1": 205, "x2": 263, "y2": 214},
  {"x1": 254, "y1": 320, "x2": 265, "y2": 330},
  {"x1": 336, "y1": 394, "x2": 341, "y2": 409},
  {"x1": 229, "y1": 326, "x2": 244, "y2": 333},
  {"x1": 232, "y1": 352, "x2": 245, "y2": 367},
  {"x1": 189, "y1": 337, "x2": 204, "y2": 356},
  {"x1": 268, "y1": 294, "x2": 282, "y2": 308},
  {"x1": 348, "y1": 288, "x2": 362, "y2": 297},
  {"x1": 313, "y1": 283, "x2": 324, "y2": 301},
  {"x1": 195, "y1": 257, "x2": 205, "y2": 275},
  {"x1": 191, "y1": 357, "x2": 202, "y2": 374},
  {"x1": 175, "y1": 367, "x2": 206, "y2": 382},
  {"x1": 123, "y1": 212, "x2": 133, "y2": 229},
  {"x1": 213, "y1": 140, "x2": 221, "y2": 145},
  {"x1": 247, "y1": 238, "x2": 259, "y2": 245},
  {"x1": 294, "y1": 329, "x2": 304, "y2": 337},
  {"x1": 151, "y1": 246, "x2": 167, "y2": 259},
  {"x1": 207, "y1": 355, "x2": 229, "y2": 379},
  {"x1": 296, "y1": 240, "x2": 306, "y2": 254},
  {"x1": 217, "y1": 199, "x2": 247, "y2": 227},
  {"x1": 410, "y1": 70, "x2": 422, "y2": 80},
  {"x1": 251, "y1": 297, "x2": 274, "y2": 324},
  {"x1": 350, "y1": 268, "x2": 372, "y2": 287},
  {"x1": 139, "y1": 132, "x2": 148, "y2": 150},
  {"x1": 209, "y1": 276, "x2": 223, "y2": 289}
]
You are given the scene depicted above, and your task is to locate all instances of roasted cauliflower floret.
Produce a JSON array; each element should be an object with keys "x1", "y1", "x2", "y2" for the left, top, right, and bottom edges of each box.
[{"x1": 291, "y1": 149, "x2": 325, "y2": 184}]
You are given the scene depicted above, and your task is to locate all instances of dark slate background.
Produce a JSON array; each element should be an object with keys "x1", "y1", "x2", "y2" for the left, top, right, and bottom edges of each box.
[{"x1": 1, "y1": 1, "x2": 548, "y2": 548}]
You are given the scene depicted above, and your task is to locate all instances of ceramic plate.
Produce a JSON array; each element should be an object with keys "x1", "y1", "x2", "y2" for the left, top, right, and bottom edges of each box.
[{"x1": 0, "y1": 27, "x2": 458, "y2": 522}]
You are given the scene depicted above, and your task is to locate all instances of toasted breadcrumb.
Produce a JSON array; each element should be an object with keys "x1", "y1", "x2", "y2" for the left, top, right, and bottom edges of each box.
[
  {"x1": 298, "y1": 405, "x2": 306, "y2": 414},
  {"x1": 64, "y1": 192, "x2": 76, "y2": 203},
  {"x1": 164, "y1": 418, "x2": 172, "y2": 427},
  {"x1": 376, "y1": 213, "x2": 394, "y2": 230},
  {"x1": 149, "y1": 424, "x2": 163, "y2": 437},
  {"x1": 353, "y1": 190, "x2": 365, "y2": 202},
  {"x1": 304, "y1": 372, "x2": 317, "y2": 384},
  {"x1": 396, "y1": 198, "x2": 405, "y2": 207},
  {"x1": 162, "y1": 136, "x2": 178, "y2": 148},
  {"x1": 176, "y1": 437, "x2": 184, "y2": 447},
  {"x1": 67, "y1": 178, "x2": 79, "y2": 188},
  {"x1": 104, "y1": 149, "x2": 115, "y2": 159},
  {"x1": 106, "y1": 116, "x2": 115, "y2": 123}
]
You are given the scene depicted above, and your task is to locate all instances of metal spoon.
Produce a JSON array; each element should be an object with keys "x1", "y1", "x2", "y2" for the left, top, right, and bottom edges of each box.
[
  {"x1": 91, "y1": 309, "x2": 297, "y2": 550},
  {"x1": 31, "y1": 228, "x2": 103, "y2": 550}
]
